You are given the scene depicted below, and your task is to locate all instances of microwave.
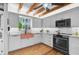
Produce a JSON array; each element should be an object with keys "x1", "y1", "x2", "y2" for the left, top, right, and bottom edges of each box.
[{"x1": 56, "y1": 18, "x2": 71, "y2": 27}]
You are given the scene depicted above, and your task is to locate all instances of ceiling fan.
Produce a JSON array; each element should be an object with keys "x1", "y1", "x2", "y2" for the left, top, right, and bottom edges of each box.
[{"x1": 34, "y1": 3, "x2": 53, "y2": 11}]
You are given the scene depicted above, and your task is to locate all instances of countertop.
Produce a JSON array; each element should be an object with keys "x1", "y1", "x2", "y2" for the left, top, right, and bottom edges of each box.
[
  {"x1": 56, "y1": 33, "x2": 79, "y2": 38},
  {"x1": 9, "y1": 28, "x2": 79, "y2": 38}
]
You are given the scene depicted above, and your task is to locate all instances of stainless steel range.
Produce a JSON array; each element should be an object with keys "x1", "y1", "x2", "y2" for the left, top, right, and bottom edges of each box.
[{"x1": 53, "y1": 34, "x2": 69, "y2": 55}]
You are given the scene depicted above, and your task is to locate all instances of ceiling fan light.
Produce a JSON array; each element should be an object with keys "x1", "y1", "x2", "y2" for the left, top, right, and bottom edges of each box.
[
  {"x1": 43, "y1": 3, "x2": 49, "y2": 8},
  {"x1": 41, "y1": 3, "x2": 53, "y2": 10}
]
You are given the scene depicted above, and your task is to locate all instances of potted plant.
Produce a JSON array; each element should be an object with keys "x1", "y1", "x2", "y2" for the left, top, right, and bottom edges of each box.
[{"x1": 17, "y1": 21, "x2": 22, "y2": 31}]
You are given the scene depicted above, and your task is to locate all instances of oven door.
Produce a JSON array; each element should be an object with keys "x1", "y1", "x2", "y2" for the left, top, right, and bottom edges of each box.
[{"x1": 53, "y1": 35, "x2": 69, "y2": 51}]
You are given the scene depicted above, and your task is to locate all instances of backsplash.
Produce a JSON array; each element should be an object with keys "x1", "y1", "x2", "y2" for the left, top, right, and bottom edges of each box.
[
  {"x1": 58, "y1": 28, "x2": 72, "y2": 34},
  {"x1": 31, "y1": 28, "x2": 59, "y2": 34},
  {"x1": 71, "y1": 27, "x2": 79, "y2": 36},
  {"x1": 57, "y1": 27, "x2": 79, "y2": 36}
]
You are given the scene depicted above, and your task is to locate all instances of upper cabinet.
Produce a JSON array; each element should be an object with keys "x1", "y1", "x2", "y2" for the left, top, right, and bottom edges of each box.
[
  {"x1": 42, "y1": 15, "x2": 56, "y2": 28},
  {"x1": 43, "y1": 18, "x2": 51, "y2": 28},
  {"x1": 32, "y1": 18, "x2": 42, "y2": 28},
  {"x1": 53, "y1": 7, "x2": 79, "y2": 27},
  {"x1": 8, "y1": 4, "x2": 19, "y2": 14},
  {"x1": 70, "y1": 8, "x2": 79, "y2": 27},
  {"x1": 32, "y1": 16, "x2": 56, "y2": 28},
  {"x1": 60, "y1": 7, "x2": 79, "y2": 27},
  {"x1": 8, "y1": 12, "x2": 19, "y2": 28},
  {"x1": 50, "y1": 15, "x2": 57, "y2": 28}
]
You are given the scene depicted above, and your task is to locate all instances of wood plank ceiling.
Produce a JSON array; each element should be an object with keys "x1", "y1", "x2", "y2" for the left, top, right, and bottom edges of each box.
[{"x1": 18, "y1": 3, "x2": 70, "y2": 17}]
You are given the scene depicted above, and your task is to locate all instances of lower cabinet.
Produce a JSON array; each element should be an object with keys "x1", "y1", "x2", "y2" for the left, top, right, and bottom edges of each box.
[
  {"x1": 69, "y1": 37, "x2": 79, "y2": 55},
  {"x1": 9, "y1": 35, "x2": 21, "y2": 51},
  {"x1": 9, "y1": 34, "x2": 41, "y2": 52},
  {"x1": 42, "y1": 34, "x2": 53, "y2": 47}
]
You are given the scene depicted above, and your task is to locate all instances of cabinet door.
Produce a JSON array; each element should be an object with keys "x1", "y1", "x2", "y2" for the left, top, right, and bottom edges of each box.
[
  {"x1": 50, "y1": 16, "x2": 57, "y2": 28},
  {"x1": 32, "y1": 18, "x2": 41, "y2": 28},
  {"x1": 9, "y1": 36, "x2": 21, "y2": 51},
  {"x1": 43, "y1": 19, "x2": 51, "y2": 28},
  {"x1": 70, "y1": 8, "x2": 79, "y2": 27},
  {"x1": 69, "y1": 37, "x2": 79, "y2": 55},
  {"x1": 47, "y1": 35, "x2": 53, "y2": 47},
  {"x1": 71, "y1": 14, "x2": 79, "y2": 27},
  {"x1": 42, "y1": 34, "x2": 53, "y2": 47},
  {"x1": 19, "y1": 34, "x2": 41, "y2": 48}
]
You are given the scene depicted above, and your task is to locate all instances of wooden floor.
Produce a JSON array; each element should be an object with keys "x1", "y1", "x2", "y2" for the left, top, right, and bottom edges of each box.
[{"x1": 8, "y1": 43, "x2": 63, "y2": 55}]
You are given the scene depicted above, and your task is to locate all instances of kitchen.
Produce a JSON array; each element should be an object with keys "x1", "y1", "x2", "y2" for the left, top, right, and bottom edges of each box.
[{"x1": 0, "y1": 3, "x2": 79, "y2": 55}]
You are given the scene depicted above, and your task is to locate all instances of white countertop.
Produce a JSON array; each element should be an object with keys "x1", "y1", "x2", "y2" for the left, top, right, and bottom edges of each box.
[
  {"x1": 59, "y1": 33, "x2": 79, "y2": 38},
  {"x1": 9, "y1": 28, "x2": 22, "y2": 36},
  {"x1": 9, "y1": 28, "x2": 58, "y2": 36},
  {"x1": 9, "y1": 28, "x2": 79, "y2": 38}
]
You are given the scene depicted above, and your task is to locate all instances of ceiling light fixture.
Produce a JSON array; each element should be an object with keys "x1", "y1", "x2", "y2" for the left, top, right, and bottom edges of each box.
[{"x1": 41, "y1": 3, "x2": 52, "y2": 11}]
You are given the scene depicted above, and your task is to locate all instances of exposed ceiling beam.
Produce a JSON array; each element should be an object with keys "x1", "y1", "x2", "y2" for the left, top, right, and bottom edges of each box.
[
  {"x1": 33, "y1": 6, "x2": 45, "y2": 15},
  {"x1": 39, "y1": 3, "x2": 70, "y2": 17},
  {"x1": 26, "y1": 3, "x2": 40, "y2": 13},
  {"x1": 18, "y1": 3, "x2": 23, "y2": 10}
]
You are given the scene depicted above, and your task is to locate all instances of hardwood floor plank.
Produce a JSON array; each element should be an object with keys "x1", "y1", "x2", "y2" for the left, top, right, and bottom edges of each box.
[{"x1": 8, "y1": 43, "x2": 63, "y2": 55}]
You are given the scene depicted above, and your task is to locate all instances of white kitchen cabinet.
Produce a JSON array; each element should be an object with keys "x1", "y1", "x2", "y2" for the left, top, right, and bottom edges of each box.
[
  {"x1": 42, "y1": 34, "x2": 53, "y2": 47},
  {"x1": 50, "y1": 17, "x2": 56, "y2": 28},
  {"x1": 43, "y1": 19, "x2": 51, "y2": 28},
  {"x1": 71, "y1": 14, "x2": 79, "y2": 27},
  {"x1": 9, "y1": 35, "x2": 21, "y2": 51},
  {"x1": 32, "y1": 18, "x2": 42, "y2": 28},
  {"x1": 69, "y1": 37, "x2": 79, "y2": 55},
  {"x1": 9, "y1": 34, "x2": 41, "y2": 52},
  {"x1": 20, "y1": 34, "x2": 41, "y2": 48},
  {"x1": 8, "y1": 12, "x2": 19, "y2": 28}
]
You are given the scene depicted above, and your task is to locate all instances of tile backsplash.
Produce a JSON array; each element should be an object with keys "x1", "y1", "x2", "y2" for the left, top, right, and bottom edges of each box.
[
  {"x1": 58, "y1": 27, "x2": 79, "y2": 36},
  {"x1": 71, "y1": 27, "x2": 79, "y2": 36},
  {"x1": 58, "y1": 28, "x2": 72, "y2": 34}
]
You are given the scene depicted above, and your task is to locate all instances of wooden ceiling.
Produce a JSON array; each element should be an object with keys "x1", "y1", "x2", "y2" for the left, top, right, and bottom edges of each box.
[
  {"x1": 18, "y1": 3, "x2": 23, "y2": 10},
  {"x1": 18, "y1": 3, "x2": 70, "y2": 17}
]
